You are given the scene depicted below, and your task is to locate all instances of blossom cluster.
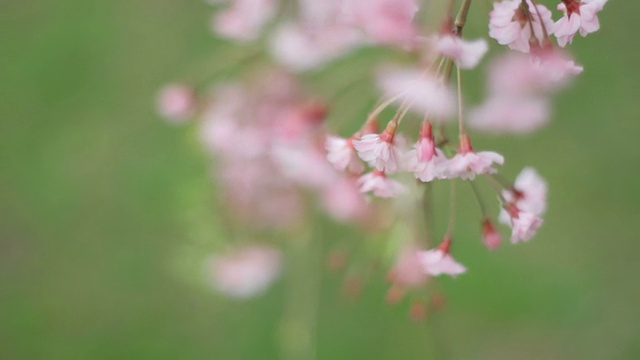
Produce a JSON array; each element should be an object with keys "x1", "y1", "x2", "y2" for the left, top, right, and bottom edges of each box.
[{"x1": 158, "y1": 0, "x2": 606, "y2": 314}]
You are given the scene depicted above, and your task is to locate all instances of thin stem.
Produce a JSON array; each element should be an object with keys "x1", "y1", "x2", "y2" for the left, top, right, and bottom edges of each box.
[
  {"x1": 484, "y1": 174, "x2": 507, "y2": 203},
  {"x1": 422, "y1": 182, "x2": 434, "y2": 247},
  {"x1": 529, "y1": 0, "x2": 552, "y2": 47},
  {"x1": 456, "y1": 65, "x2": 466, "y2": 136},
  {"x1": 280, "y1": 222, "x2": 321, "y2": 360},
  {"x1": 454, "y1": 0, "x2": 473, "y2": 36},
  {"x1": 469, "y1": 181, "x2": 489, "y2": 217},
  {"x1": 446, "y1": 180, "x2": 457, "y2": 234}
]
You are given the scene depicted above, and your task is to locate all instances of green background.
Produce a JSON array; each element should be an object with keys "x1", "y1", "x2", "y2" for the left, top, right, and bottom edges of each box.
[{"x1": 2, "y1": 1, "x2": 639, "y2": 359}]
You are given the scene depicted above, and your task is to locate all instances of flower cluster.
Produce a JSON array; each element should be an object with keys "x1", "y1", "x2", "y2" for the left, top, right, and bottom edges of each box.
[{"x1": 158, "y1": 0, "x2": 606, "y2": 316}]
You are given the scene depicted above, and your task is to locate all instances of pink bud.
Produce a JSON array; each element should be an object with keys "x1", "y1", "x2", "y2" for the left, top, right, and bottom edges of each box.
[{"x1": 481, "y1": 218, "x2": 502, "y2": 250}]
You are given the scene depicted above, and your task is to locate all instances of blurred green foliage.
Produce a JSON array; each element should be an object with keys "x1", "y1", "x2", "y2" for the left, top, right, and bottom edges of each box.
[{"x1": 1, "y1": 1, "x2": 639, "y2": 359}]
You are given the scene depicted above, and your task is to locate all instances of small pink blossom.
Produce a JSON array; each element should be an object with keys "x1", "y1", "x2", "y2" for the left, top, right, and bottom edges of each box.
[
  {"x1": 487, "y1": 51, "x2": 583, "y2": 97},
  {"x1": 207, "y1": 245, "x2": 282, "y2": 298},
  {"x1": 341, "y1": 0, "x2": 419, "y2": 45},
  {"x1": 509, "y1": 211, "x2": 544, "y2": 243},
  {"x1": 481, "y1": 218, "x2": 502, "y2": 250},
  {"x1": 357, "y1": 170, "x2": 406, "y2": 198},
  {"x1": 377, "y1": 66, "x2": 456, "y2": 120},
  {"x1": 468, "y1": 95, "x2": 550, "y2": 134},
  {"x1": 503, "y1": 167, "x2": 548, "y2": 215},
  {"x1": 157, "y1": 84, "x2": 195, "y2": 122},
  {"x1": 403, "y1": 122, "x2": 448, "y2": 182},
  {"x1": 352, "y1": 121, "x2": 402, "y2": 173},
  {"x1": 418, "y1": 238, "x2": 466, "y2": 277},
  {"x1": 434, "y1": 35, "x2": 489, "y2": 70},
  {"x1": 212, "y1": 0, "x2": 277, "y2": 41},
  {"x1": 389, "y1": 246, "x2": 428, "y2": 287},
  {"x1": 555, "y1": 0, "x2": 608, "y2": 47},
  {"x1": 321, "y1": 176, "x2": 369, "y2": 222},
  {"x1": 271, "y1": 142, "x2": 338, "y2": 189},
  {"x1": 445, "y1": 152, "x2": 504, "y2": 180},
  {"x1": 489, "y1": 0, "x2": 554, "y2": 53},
  {"x1": 443, "y1": 136, "x2": 504, "y2": 180},
  {"x1": 269, "y1": 22, "x2": 360, "y2": 71},
  {"x1": 325, "y1": 135, "x2": 365, "y2": 174}
]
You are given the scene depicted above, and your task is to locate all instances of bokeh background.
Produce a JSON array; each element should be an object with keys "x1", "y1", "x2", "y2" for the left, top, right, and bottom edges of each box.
[{"x1": 2, "y1": 1, "x2": 639, "y2": 359}]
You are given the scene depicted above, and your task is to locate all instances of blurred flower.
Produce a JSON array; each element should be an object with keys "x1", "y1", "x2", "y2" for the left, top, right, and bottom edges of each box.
[
  {"x1": 434, "y1": 35, "x2": 488, "y2": 69},
  {"x1": 357, "y1": 169, "x2": 406, "y2": 198},
  {"x1": 377, "y1": 66, "x2": 456, "y2": 120},
  {"x1": 207, "y1": 245, "x2": 282, "y2": 298},
  {"x1": 156, "y1": 84, "x2": 195, "y2": 122},
  {"x1": 211, "y1": 0, "x2": 277, "y2": 41}
]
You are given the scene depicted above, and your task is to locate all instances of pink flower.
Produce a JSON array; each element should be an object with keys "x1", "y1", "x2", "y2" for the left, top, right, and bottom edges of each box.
[
  {"x1": 481, "y1": 218, "x2": 502, "y2": 250},
  {"x1": 445, "y1": 152, "x2": 504, "y2": 180},
  {"x1": 468, "y1": 95, "x2": 551, "y2": 134},
  {"x1": 418, "y1": 238, "x2": 466, "y2": 277},
  {"x1": 325, "y1": 135, "x2": 365, "y2": 174},
  {"x1": 389, "y1": 246, "x2": 428, "y2": 287},
  {"x1": 443, "y1": 136, "x2": 504, "y2": 180},
  {"x1": 487, "y1": 51, "x2": 583, "y2": 97},
  {"x1": 500, "y1": 202, "x2": 544, "y2": 243},
  {"x1": 157, "y1": 84, "x2": 195, "y2": 122},
  {"x1": 212, "y1": 0, "x2": 277, "y2": 41},
  {"x1": 509, "y1": 211, "x2": 544, "y2": 243},
  {"x1": 271, "y1": 142, "x2": 339, "y2": 189},
  {"x1": 377, "y1": 66, "x2": 456, "y2": 120},
  {"x1": 321, "y1": 176, "x2": 369, "y2": 222},
  {"x1": 434, "y1": 35, "x2": 489, "y2": 70},
  {"x1": 341, "y1": 0, "x2": 419, "y2": 45},
  {"x1": 419, "y1": 250, "x2": 467, "y2": 276},
  {"x1": 352, "y1": 121, "x2": 403, "y2": 173},
  {"x1": 555, "y1": 0, "x2": 608, "y2": 47},
  {"x1": 207, "y1": 245, "x2": 282, "y2": 298},
  {"x1": 357, "y1": 170, "x2": 406, "y2": 198},
  {"x1": 269, "y1": 22, "x2": 360, "y2": 71},
  {"x1": 503, "y1": 167, "x2": 548, "y2": 215},
  {"x1": 403, "y1": 122, "x2": 448, "y2": 182},
  {"x1": 489, "y1": 0, "x2": 554, "y2": 53}
]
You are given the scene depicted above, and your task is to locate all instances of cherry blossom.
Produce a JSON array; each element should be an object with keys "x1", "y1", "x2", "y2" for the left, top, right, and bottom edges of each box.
[
  {"x1": 444, "y1": 136, "x2": 504, "y2": 180},
  {"x1": 325, "y1": 135, "x2": 365, "y2": 174},
  {"x1": 157, "y1": 84, "x2": 195, "y2": 122},
  {"x1": 377, "y1": 66, "x2": 456, "y2": 120},
  {"x1": 487, "y1": 51, "x2": 583, "y2": 97},
  {"x1": 468, "y1": 95, "x2": 551, "y2": 134},
  {"x1": 212, "y1": 0, "x2": 277, "y2": 41},
  {"x1": 341, "y1": 0, "x2": 419, "y2": 45},
  {"x1": 503, "y1": 167, "x2": 548, "y2": 215},
  {"x1": 481, "y1": 218, "x2": 501, "y2": 250},
  {"x1": 489, "y1": 0, "x2": 554, "y2": 53},
  {"x1": 352, "y1": 120, "x2": 403, "y2": 173},
  {"x1": 207, "y1": 245, "x2": 282, "y2": 298},
  {"x1": 555, "y1": 0, "x2": 608, "y2": 47},
  {"x1": 388, "y1": 246, "x2": 428, "y2": 287},
  {"x1": 418, "y1": 237, "x2": 466, "y2": 277},
  {"x1": 509, "y1": 210, "x2": 544, "y2": 243},
  {"x1": 321, "y1": 176, "x2": 370, "y2": 222},
  {"x1": 434, "y1": 35, "x2": 489, "y2": 70},
  {"x1": 357, "y1": 169, "x2": 406, "y2": 198},
  {"x1": 403, "y1": 122, "x2": 448, "y2": 182},
  {"x1": 269, "y1": 22, "x2": 361, "y2": 71}
]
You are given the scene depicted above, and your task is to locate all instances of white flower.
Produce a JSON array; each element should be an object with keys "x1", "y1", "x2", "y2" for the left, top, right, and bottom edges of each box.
[
  {"x1": 352, "y1": 133, "x2": 402, "y2": 173},
  {"x1": 434, "y1": 35, "x2": 489, "y2": 69},
  {"x1": 207, "y1": 245, "x2": 282, "y2": 298},
  {"x1": 357, "y1": 170, "x2": 406, "y2": 198},
  {"x1": 443, "y1": 151, "x2": 505, "y2": 180},
  {"x1": 418, "y1": 249, "x2": 467, "y2": 277}
]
